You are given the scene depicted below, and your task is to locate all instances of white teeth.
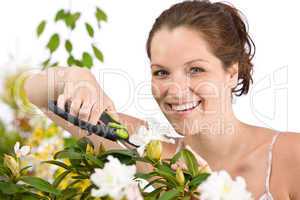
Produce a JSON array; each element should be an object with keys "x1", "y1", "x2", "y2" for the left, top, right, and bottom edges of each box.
[{"x1": 171, "y1": 101, "x2": 200, "y2": 111}]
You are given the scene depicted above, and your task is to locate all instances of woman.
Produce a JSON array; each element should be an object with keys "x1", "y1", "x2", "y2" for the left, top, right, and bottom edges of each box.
[{"x1": 24, "y1": 0, "x2": 300, "y2": 199}]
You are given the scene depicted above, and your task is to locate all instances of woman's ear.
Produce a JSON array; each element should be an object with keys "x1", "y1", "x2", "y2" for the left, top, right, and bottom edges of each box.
[{"x1": 226, "y1": 62, "x2": 239, "y2": 88}]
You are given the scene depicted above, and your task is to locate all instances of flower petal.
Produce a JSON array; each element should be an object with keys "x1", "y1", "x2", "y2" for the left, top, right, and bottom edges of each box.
[
  {"x1": 14, "y1": 142, "x2": 20, "y2": 154},
  {"x1": 20, "y1": 146, "x2": 30, "y2": 156}
]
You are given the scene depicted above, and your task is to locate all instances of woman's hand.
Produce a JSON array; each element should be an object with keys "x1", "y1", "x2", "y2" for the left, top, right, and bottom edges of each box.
[
  {"x1": 56, "y1": 67, "x2": 119, "y2": 125},
  {"x1": 25, "y1": 66, "x2": 146, "y2": 149}
]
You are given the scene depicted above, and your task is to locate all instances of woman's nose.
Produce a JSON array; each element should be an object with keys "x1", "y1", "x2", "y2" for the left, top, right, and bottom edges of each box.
[{"x1": 167, "y1": 76, "x2": 191, "y2": 99}]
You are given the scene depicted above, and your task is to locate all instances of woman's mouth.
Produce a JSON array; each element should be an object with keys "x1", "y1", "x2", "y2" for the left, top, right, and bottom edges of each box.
[{"x1": 165, "y1": 100, "x2": 202, "y2": 117}]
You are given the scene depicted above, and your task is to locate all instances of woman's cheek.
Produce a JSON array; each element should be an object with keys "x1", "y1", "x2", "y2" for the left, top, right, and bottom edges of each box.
[
  {"x1": 192, "y1": 79, "x2": 220, "y2": 99},
  {"x1": 151, "y1": 80, "x2": 164, "y2": 102}
]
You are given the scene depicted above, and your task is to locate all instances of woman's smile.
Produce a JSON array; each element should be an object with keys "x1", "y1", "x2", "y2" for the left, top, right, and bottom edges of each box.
[{"x1": 165, "y1": 100, "x2": 202, "y2": 118}]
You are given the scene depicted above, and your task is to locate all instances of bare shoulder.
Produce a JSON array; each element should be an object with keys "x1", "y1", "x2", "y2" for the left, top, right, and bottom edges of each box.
[
  {"x1": 276, "y1": 131, "x2": 300, "y2": 158},
  {"x1": 274, "y1": 131, "x2": 300, "y2": 198}
]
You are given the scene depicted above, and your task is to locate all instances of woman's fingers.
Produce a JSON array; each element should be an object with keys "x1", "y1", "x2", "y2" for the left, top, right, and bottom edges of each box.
[
  {"x1": 69, "y1": 98, "x2": 82, "y2": 116},
  {"x1": 57, "y1": 81, "x2": 76, "y2": 111},
  {"x1": 56, "y1": 76, "x2": 119, "y2": 128},
  {"x1": 57, "y1": 94, "x2": 66, "y2": 111},
  {"x1": 79, "y1": 100, "x2": 94, "y2": 122},
  {"x1": 88, "y1": 101, "x2": 104, "y2": 125}
]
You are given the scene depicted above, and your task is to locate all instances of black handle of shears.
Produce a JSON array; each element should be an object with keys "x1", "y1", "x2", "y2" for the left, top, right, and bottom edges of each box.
[{"x1": 48, "y1": 100, "x2": 119, "y2": 141}]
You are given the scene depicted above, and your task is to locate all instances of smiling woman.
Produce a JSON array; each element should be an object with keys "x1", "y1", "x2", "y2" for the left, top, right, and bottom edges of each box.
[
  {"x1": 24, "y1": 0, "x2": 300, "y2": 199},
  {"x1": 145, "y1": 1, "x2": 300, "y2": 199}
]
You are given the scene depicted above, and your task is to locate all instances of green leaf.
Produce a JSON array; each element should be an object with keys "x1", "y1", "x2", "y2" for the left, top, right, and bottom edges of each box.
[
  {"x1": 158, "y1": 189, "x2": 180, "y2": 200},
  {"x1": 36, "y1": 20, "x2": 46, "y2": 37},
  {"x1": 100, "y1": 149, "x2": 135, "y2": 158},
  {"x1": 189, "y1": 173, "x2": 210, "y2": 189},
  {"x1": 47, "y1": 33, "x2": 60, "y2": 54},
  {"x1": 95, "y1": 7, "x2": 107, "y2": 22},
  {"x1": 72, "y1": 12, "x2": 81, "y2": 22},
  {"x1": 20, "y1": 165, "x2": 32, "y2": 175},
  {"x1": 65, "y1": 40, "x2": 73, "y2": 53},
  {"x1": 59, "y1": 188, "x2": 79, "y2": 200},
  {"x1": 74, "y1": 59, "x2": 83, "y2": 67},
  {"x1": 79, "y1": 185, "x2": 93, "y2": 200},
  {"x1": 21, "y1": 192, "x2": 48, "y2": 200},
  {"x1": 85, "y1": 154, "x2": 104, "y2": 167},
  {"x1": 92, "y1": 45, "x2": 104, "y2": 62},
  {"x1": 71, "y1": 12, "x2": 81, "y2": 29},
  {"x1": 53, "y1": 170, "x2": 71, "y2": 188},
  {"x1": 67, "y1": 55, "x2": 75, "y2": 66},
  {"x1": 64, "y1": 137, "x2": 78, "y2": 148},
  {"x1": 77, "y1": 137, "x2": 93, "y2": 152},
  {"x1": 54, "y1": 150, "x2": 84, "y2": 160},
  {"x1": 20, "y1": 176, "x2": 61, "y2": 195},
  {"x1": 170, "y1": 150, "x2": 182, "y2": 165},
  {"x1": 85, "y1": 23, "x2": 94, "y2": 38},
  {"x1": 65, "y1": 12, "x2": 81, "y2": 30},
  {"x1": 0, "y1": 166, "x2": 10, "y2": 177},
  {"x1": 142, "y1": 178, "x2": 167, "y2": 190},
  {"x1": 82, "y1": 52, "x2": 93, "y2": 68},
  {"x1": 55, "y1": 9, "x2": 66, "y2": 22},
  {"x1": 156, "y1": 162, "x2": 176, "y2": 175},
  {"x1": 144, "y1": 187, "x2": 164, "y2": 199},
  {"x1": 42, "y1": 160, "x2": 71, "y2": 170},
  {"x1": 181, "y1": 149, "x2": 199, "y2": 177},
  {"x1": 42, "y1": 58, "x2": 51, "y2": 68},
  {"x1": 64, "y1": 180, "x2": 81, "y2": 190},
  {"x1": 71, "y1": 175, "x2": 89, "y2": 180},
  {"x1": 0, "y1": 181, "x2": 26, "y2": 194},
  {"x1": 50, "y1": 62, "x2": 59, "y2": 67},
  {"x1": 154, "y1": 168, "x2": 178, "y2": 187}
]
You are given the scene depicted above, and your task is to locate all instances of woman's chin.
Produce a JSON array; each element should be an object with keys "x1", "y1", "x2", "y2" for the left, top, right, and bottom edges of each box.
[{"x1": 172, "y1": 125, "x2": 200, "y2": 136}]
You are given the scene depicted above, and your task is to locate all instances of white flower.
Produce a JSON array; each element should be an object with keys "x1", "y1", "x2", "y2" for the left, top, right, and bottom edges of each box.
[
  {"x1": 90, "y1": 156, "x2": 137, "y2": 200},
  {"x1": 129, "y1": 117, "x2": 180, "y2": 156},
  {"x1": 124, "y1": 182, "x2": 144, "y2": 200},
  {"x1": 198, "y1": 170, "x2": 253, "y2": 200},
  {"x1": 14, "y1": 142, "x2": 30, "y2": 158}
]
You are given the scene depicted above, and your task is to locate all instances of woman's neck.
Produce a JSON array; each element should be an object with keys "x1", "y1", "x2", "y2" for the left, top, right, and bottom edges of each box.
[{"x1": 181, "y1": 114, "x2": 252, "y2": 167}]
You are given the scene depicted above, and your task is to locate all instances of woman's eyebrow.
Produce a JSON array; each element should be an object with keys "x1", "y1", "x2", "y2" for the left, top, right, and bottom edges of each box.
[
  {"x1": 184, "y1": 58, "x2": 209, "y2": 65},
  {"x1": 151, "y1": 58, "x2": 208, "y2": 68},
  {"x1": 150, "y1": 63, "x2": 167, "y2": 69}
]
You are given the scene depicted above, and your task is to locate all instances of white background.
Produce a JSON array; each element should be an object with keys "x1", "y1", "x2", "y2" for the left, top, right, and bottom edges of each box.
[{"x1": 0, "y1": 0, "x2": 299, "y2": 133}]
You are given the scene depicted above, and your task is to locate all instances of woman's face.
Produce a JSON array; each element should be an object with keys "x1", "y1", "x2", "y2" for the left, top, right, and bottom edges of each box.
[{"x1": 150, "y1": 26, "x2": 237, "y2": 135}]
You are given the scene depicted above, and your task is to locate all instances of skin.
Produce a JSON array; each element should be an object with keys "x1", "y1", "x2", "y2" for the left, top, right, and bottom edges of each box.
[
  {"x1": 24, "y1": 27, "x2": 300, "y2": 199},
  {"x1": 149, "y1": 26, "x2": 300, "y2": 199}
]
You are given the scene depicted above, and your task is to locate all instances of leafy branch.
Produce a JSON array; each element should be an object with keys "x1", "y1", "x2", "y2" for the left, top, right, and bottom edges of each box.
[{"x1": 37, "y1": 4, "x2": 107, "y2": 69}]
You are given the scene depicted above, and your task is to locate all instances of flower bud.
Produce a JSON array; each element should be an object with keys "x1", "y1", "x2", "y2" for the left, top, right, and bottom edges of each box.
[
  {"x1": 199, "y1": 164, "x2": 212, "y2": 174},
  {"x1": 176, "y1": 168, "x2": 185, "y2": 185},
  {"x1": 4, "y1": 154, "x2": 19, "y2": 177},
  {"x1": 146, "y1": 140, "x2": 162, "y2": 161},
  {"x1": 97, "y1": 142, "x2": 106, "y2": 155},
  {"x1": 86, "y1": 143, "x2": 94, "y2": 155}
]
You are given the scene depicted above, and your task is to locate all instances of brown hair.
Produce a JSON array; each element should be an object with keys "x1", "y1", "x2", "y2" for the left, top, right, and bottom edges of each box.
[{"x1": 146, "y1": 0, "x2": 255, "y2": 97}]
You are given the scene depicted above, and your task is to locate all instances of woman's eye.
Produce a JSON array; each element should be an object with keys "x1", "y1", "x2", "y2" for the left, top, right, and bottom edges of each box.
[
  {"x1": 153, "y1": 70, "x2": 169, "y2": 77},
  {"x1": 190, "y1": 67, "x2": 205, "y2": 74}
]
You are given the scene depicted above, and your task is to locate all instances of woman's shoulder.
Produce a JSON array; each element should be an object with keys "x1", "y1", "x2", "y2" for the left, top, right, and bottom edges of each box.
[
  {"x1": 273, "y1": 131, "x2": 300, "y2": 197},
  {"x1": 273, "y1": 131, "x2": 300, "y2": 165},
  {"x1": 276, "y1": 131, "x2": 300, "y2": 157}
]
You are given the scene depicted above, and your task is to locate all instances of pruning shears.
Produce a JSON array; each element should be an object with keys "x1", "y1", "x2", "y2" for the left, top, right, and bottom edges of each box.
[{"x1": 48, "y1": 100, "x2": 139, "y2": 149}]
